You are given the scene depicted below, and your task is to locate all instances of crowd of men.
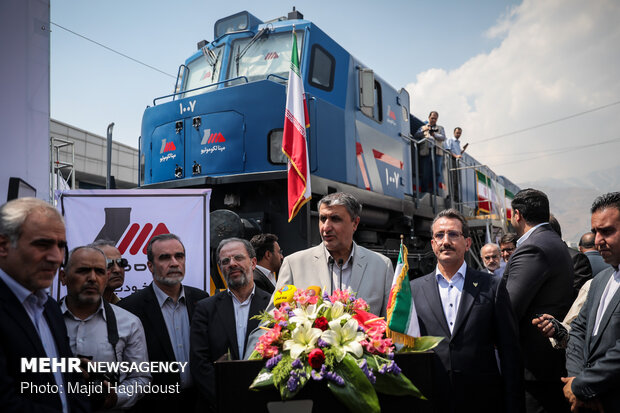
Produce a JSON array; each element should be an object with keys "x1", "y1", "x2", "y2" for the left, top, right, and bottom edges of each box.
[{"x1": 1, "y1": 189, "x2": 618, "y2": 412}]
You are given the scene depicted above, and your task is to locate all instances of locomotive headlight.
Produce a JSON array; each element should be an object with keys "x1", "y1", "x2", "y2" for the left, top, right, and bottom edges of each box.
[{"x1": 268, "y1": 129, "x2": 287, "y2": 164}]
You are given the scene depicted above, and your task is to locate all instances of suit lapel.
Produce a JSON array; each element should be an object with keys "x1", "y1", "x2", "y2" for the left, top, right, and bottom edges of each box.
[
  {"x1": 0, "y1": 280, "x2": 47, "y2": 354},
  {"x1": 589, "y1": 271, "x2": 620, "y2": 351},
  {"x1": 217, "y1": 293, "x2": 239, "y2": 359},
  {"x1": 349, "y1": 246, "x2": 367, "y2": 294},
  {"x1": 421, "y1": 273, "x2": 451, "y2": 337},
  {"x1": 452, "y1": 269, "x2": 481, "y2": 339},
  {"x1": 144, "y1": 285, "x2": 176, "y2": 361},
  {"x1": 313, "y1": 247, "x2": 332, "y2": 293},
  {"x1": 245, "y1": 291, "x2": 269, "y2": 351}
]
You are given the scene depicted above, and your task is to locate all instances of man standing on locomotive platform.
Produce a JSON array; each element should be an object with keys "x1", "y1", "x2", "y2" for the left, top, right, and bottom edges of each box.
[
  {"x1": 503, "y1": 188, "x2": 574, "y2": 413},
  {"x1": 244, "y1": 192, "x2": 394, "y2": 358},
  {"x1": 118, "y1": 233, "x2": 209, "y2": 412},
  {"x1": 564, "y1": 192, "x2": 620, "y2": 412},
  {"x1": 414, "y1": 111, "x2": 446, "y2": 194},
  {"x1": 411, "y1": 208, "x2": 523, "y2": 413}
]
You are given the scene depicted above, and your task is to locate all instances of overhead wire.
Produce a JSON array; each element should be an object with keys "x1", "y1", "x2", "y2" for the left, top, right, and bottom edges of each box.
[
  {"x1": 472, "y1": 100, "x2": 620, "y2": 144},
  {"x1": 50, "y1": 22, "x2": 176, "y2": 79}
]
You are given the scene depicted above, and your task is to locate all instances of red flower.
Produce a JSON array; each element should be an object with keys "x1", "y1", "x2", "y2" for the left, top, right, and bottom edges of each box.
[
  {"x1": 313, "y1": 316, "x2": 329, "y2": 331},
  {"x1": 308, "y1": 348, "x2": 325, "y2": 369}
]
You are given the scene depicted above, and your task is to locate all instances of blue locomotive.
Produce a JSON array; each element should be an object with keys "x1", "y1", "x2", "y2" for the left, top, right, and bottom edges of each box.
[{"x1": 140, "y1": 9, "x2": 519, "y2": 276}]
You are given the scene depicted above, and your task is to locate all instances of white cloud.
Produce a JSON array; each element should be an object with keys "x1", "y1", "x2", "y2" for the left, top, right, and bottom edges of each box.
[{"x1": 406, "y1": 0, "x2": 620, "y2": 185}]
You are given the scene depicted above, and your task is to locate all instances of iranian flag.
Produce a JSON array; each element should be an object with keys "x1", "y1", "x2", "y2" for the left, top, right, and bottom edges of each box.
[
  {"x1": 386, "y1": 243, "x2": 420, "y2": 346},
  {"x1": 505, "y1": 189, "x2": 515, "y2": 220},
  {"x1": 282, "y1": 31, "x2": 311, "y2": 222},
  {"x1": 476, "y1": 170, "x2": 491, "y2": 214}
]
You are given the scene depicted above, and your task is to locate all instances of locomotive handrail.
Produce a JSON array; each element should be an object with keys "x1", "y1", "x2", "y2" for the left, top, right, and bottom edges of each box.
[
  {"x1": 266, "y1": 73, "x2": 288, "y2": 82},
  {"x1": 152, "y1": 76, "x2": 250, "y2": 105}
]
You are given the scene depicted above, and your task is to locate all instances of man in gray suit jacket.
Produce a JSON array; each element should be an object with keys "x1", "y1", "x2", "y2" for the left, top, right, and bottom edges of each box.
[
  {"x1": 564, "y1": 192, "x2": 620, "y2": 412},
  {"x1": 274, "y1": 192, "x2": 393, "y2": 317},
  {"x1": 244, "y1": 193, "x2": 393, "y2": 359}
]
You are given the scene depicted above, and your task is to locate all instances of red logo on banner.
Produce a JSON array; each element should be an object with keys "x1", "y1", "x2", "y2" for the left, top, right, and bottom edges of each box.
[
  {"x1": 265, "y1": 52, "x2": 279, "y2": 60},
  {"x1": 117, "y1": 223, "x2": 171, "y2": 255}
]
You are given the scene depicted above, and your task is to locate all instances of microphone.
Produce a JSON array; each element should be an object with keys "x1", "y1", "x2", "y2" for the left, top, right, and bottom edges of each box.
[
  {"x1": 328, "y1": 256, "x2": 335, "y2": 294},
  {"x1": 337, "y1": 259, "x2": 344, "y2": 291},
  {"x1": 273, "y1": 285, "x2": 297, "y2": 307}
]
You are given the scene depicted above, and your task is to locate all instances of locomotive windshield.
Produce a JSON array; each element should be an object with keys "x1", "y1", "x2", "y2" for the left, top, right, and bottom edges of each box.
[
  {"x1": 228, "y1": 31, "x2": 303, "y2": 83},
  {"x1": 183, "y1": 45, "x2": 224, "y2": 97}
]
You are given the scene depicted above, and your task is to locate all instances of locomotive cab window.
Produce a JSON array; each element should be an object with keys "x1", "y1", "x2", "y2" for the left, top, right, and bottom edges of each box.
[
  {"x1": 359, "y1": 69, "x2": 382, "y2": 123},
  {"x1": 268, "y1": 129, "x2": 288, "y2": 164},
  {"x1": 308, "y1": 44, "x2": 334, "y2": 91}
]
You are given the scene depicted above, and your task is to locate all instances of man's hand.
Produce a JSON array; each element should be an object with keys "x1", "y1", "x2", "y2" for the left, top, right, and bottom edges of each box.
[
  {"x1": 532, "y1": 314, "x2": 556, "y2": 338},
  {"x1": 102, "y1": 380, "x2": 118, "y2": 409},
  {"x1": 561, "y1": 377, "x2": 605, "y2": 412}
]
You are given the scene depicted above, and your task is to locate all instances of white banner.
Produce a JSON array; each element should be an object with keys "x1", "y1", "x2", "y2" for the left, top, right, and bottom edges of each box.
[{"x1": 54, "y1": 189, "x2": 211, "y2": 299}]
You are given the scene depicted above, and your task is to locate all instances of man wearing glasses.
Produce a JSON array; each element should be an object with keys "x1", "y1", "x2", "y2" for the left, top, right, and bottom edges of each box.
[
  {"x1": 411, "y1": 208, "x2": 523, "y2": 413},
  {"x1": 499, "y1": 233, "x2": 517, "y2": 263},
  {"x1": 190, "y1": 238, "x2": 270, "y2": 411},
  {"x1": 119, "y1": 233, "x2": 209, "y2": 412},
  {"x1": 92, "y1": 239, "x2": 127, "y2": 304}
]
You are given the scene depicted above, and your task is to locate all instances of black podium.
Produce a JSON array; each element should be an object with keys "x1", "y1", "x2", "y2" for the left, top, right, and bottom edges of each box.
[{"x1": 215, "y1": 352, "x2": 435, "y2": 412}]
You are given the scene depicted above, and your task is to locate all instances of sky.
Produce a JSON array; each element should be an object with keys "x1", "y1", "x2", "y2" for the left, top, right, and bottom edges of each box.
[{"x1": 50, "y1": 0, "x2": 620, "y2": 186}]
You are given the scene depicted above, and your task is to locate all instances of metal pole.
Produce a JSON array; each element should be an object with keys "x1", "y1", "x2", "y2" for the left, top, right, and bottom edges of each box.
[{"x1": 106, "y1": 123, "x2": 114, "y2": 189}]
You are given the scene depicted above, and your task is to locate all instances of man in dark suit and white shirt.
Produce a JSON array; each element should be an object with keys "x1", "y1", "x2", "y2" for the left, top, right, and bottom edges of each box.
[
  {"x1": 0, "y1": 197, "x2": 88, "y2": 413},
  {"x1": 503, "y1": 188, "x2": 574, "y2": 412},
  {"x1": 579, "y1": 232, "x2": 611, "y2": 276},
  {"x1": 564, "y1": 192, "x2": 620, "y2": 412},
  {"x1": 250, "y1": 233, "x2": 283, "y2": 294},
  {"x1": 412, "y1": 208, "x2": 523, "y2": 413},
  {"x1": 190, "y1": 238, "x2": 270, "y2": 411},
  {"x1": 119, "y1": 233, "x2": 208, "y2": 412}
]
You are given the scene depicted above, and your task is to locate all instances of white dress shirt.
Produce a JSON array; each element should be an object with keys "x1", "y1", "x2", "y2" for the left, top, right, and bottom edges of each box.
[
  {"x1": 435, "y1": 261, "x2": 468, "y2": 334},
  {"x1": 592, "y1": 268, "x2": 620, "y2": 336},
  {"x1": 61, "y1": 299, "x2": 151, "y2": 409}
]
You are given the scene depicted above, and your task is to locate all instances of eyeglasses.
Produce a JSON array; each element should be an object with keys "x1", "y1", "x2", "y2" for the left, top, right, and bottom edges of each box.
[
  {"x1": 500, "y1": 247, "x2": 515, "y2": 253},
  {"x1": 219, "y1": 254, "x2": 249, "y2": 266},
  {"x1": 433, "y1": 231, "x2": 464, "y2": 242},
  {"x1": 106, "y1": 258, "x2": 128, "y2": 269}
]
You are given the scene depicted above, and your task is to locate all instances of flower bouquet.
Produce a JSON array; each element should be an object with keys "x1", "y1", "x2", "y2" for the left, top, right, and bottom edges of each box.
[{"x1": 248, "y1": 287, "x2": 439, "y2": 413}]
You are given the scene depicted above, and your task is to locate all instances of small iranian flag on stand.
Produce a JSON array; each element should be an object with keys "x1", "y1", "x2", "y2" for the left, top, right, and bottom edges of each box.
[
  {"x1": 476, "y1": 170, "x2": 492, "y2": 214},
  {"x1": 386, "y1": 243, "x2": 420, "y2": 346},
  {"x1": 282, "y1": 30, "x2": 311, "y2": 222}
]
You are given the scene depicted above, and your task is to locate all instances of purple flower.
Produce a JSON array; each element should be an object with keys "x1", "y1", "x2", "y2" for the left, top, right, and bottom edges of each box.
[
  {"x1": 287, "y1": 376, "x2": 299, "y2": 392},
  {"x1": 291, "y1": 358, "x2": 303, "y2": 369},
  {"x1": 278, "y1": 321, "x2": 288, "y2": 328},
  {"x1": 387, "y1": 361, "x2": 401, "y2": 375},
  {"x1": 324, "y1": 371, "x2": 345, "y2": 386},
  {"x1": 266, "y1": 354, "x2": 282, "y2": 370},
  {"x1": 379, "y1": 363, "x2": 388, "y2": 374},
  {"x1": 317, "y1": 338, "x2": 329, "y2": 348},
  {"x1": 322, "y1": 292, "x2": 331, "y2": 302},
  {"x1": 311, "y1": 369, "x2": 323, "y2": 381}
]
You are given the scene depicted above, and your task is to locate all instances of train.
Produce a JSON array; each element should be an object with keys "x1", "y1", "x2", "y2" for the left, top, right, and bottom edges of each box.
[{"x1": 139, "y1": 9, "x2": 520, "y2": 283}]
